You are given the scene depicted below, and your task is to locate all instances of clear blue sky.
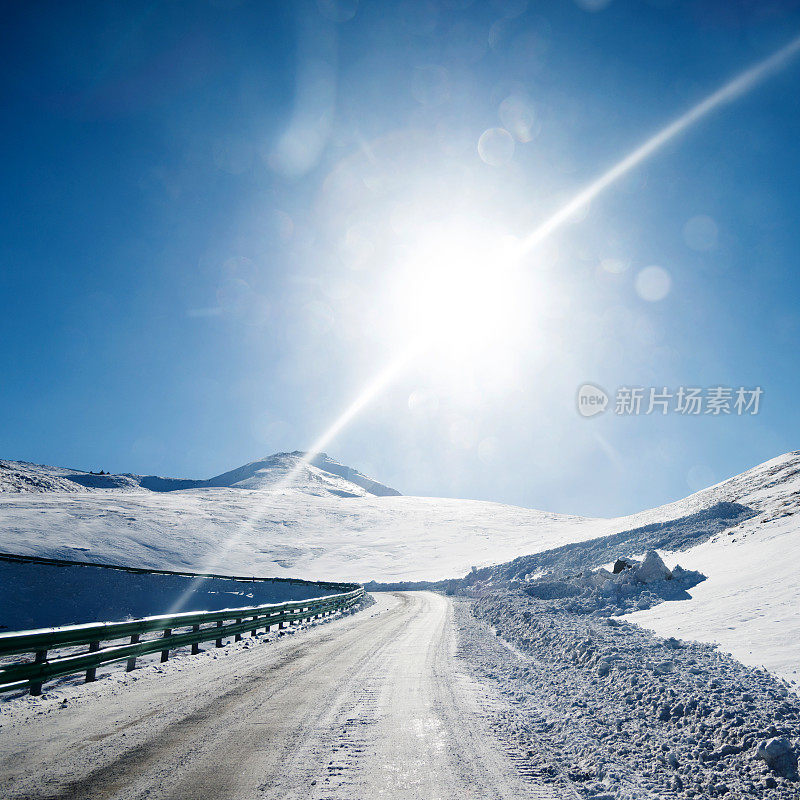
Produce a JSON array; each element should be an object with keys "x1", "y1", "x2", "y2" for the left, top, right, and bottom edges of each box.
[{"x1": 2, "y1": 0, "x2": 799, "y2": 517}]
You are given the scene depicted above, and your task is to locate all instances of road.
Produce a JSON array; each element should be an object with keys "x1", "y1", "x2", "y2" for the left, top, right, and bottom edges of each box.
[{"x1": 0, "y1": 592, "x2": 567, "y2": 800}]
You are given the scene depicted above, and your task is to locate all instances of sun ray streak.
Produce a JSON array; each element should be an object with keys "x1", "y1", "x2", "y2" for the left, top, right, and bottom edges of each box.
[
  {"x1": 519, "y1": 33, "x2": 800, "y2": 255},
  {"x1": 168, "y1": 36, "x2": 800, "y2": 613},
  {"x1": 165, "y1": 344, "x2": 419, "y2": 614},
  {"x1": 279, "y1": 342, "x2": 420, "y2": 490}
]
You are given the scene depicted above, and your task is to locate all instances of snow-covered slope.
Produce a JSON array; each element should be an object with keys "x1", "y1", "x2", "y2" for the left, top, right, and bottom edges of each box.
[
  {"x1": 583, "y1": 451, "x2": 800, "y2": 681},
  {"x1": 0, "y1": 451, "x2": 398, "y2": 498},
  {"x1": 616, "y1": 452, "x2": 800, "y2": 683},
  {"x1": 464, "y1": 450, "x2": 800, "y2": 683},
  {"x1": 0, "y1": 460, "x2": 124, "y2": 493},
  {"x1": 1, "y1": 449, "x2": 799, "y2": 681},
  {"x1": 0, "y1": 490, "x2": 598, "y2": 584},
  {"x1": 0, "y1": 451, "x2": 601, "y2": 583},
  {"x1": 203, "y1": 452, "x2": 400, "y2": 497}
]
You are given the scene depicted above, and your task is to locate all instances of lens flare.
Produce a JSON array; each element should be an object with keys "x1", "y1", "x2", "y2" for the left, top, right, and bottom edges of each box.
[
  {"x1": 519, "y1": 33, "x2": 800, "y2": 255},
  {"x1": 169, "y1": 34, "x2": 800, "y2": 612}
]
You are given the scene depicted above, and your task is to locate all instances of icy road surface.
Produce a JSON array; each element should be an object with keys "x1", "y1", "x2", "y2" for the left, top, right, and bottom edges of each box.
[{"x1": 0, "y1": 593, "x2": 567, "y2": 800}]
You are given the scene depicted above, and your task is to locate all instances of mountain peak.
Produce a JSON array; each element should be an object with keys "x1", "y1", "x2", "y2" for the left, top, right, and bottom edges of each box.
[
  {"x1": 205, "y1": 451, "x2": 401, "y2": 497},
  {"x1": 0, "y1": 452, "x2": 401, "y2": 498}
]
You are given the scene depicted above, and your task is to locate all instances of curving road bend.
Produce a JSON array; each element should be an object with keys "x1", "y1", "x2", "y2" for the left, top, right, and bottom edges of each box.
[{"x1": 1, "y1": 592, "x2": 566, "y2": 800}]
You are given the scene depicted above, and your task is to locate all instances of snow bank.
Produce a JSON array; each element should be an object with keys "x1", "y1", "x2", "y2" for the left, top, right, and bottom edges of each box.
[
  {"x1": 623, "y1": 512, "x2": 800, "y2": 683},
  {"x1": 467, "y1": 588, "x2": 800, "y2": 799}
]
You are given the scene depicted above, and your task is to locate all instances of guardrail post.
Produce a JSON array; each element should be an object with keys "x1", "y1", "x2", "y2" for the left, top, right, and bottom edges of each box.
[
  {"x1": 126, "y1": 634, "x2": 140, "y2": 671},
  {"x1": 160, "y1": 629, "x2": 171, "y2": 662},
  {"x1": 85, "y1": 641, "x2": 101, "y2": 682},
  {"x1": 0, "y1": 586, "x2": 363, "y2": 695},
  {"x1": 30, "y1": 649, "x2": 47, "y2": 696}
]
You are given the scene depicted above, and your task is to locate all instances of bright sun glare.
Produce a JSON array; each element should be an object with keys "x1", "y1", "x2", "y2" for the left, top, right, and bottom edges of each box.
[{"x1": 394, "y1": 223, "x2": 531, "y2": 361}]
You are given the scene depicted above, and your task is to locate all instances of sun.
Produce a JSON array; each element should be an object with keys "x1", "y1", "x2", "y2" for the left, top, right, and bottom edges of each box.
[{"x1": 391, "y1": 221, "x2": 532, "y2": 363}]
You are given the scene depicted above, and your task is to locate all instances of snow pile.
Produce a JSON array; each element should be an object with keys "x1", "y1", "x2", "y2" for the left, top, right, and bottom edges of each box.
[
  {"x1": 621, "y1": 515, "x2": 800, "y2": 684},
  {"x1": 520, "y1": 551, "x2": 706, "y2": 617},
  {"x1": 464, "y1": 588, "x2": 800, "y2": 799},
  {"x1": 633, "y1": 550, "x2": 673, "y2": 583},
  {"x1": 466, "y1": 502, "x2": 754, "y2": 587},
  {"x1": 455, "y1": 482, "x2": 800, "y2": 682}
]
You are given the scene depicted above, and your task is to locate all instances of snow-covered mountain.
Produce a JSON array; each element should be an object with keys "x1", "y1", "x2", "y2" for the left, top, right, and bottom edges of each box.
[
  {"x1": 202, "y1": 452, "x2": 401, "y2": 497},
  {"x1": 0, "y1": 451, "x2": 399, "y2": 498},
  {"x1": 1, "y1": 449, "x2": 799, "y2": 680}
]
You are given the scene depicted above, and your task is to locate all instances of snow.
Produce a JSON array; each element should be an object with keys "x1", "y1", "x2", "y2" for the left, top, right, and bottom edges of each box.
[
  {"x1": 0, "y1": 451, "x2": 399, "y2": 498},
  {"x1": 623, "y1": 515, "x2": 800, "y2": 683},
  {"x1": 618, "y1": 451, "x2": 800, "y2": 684},
  {"x1": 0, "y1": 489, "x2": 599, "y2": 583},
  {"x1": 1, "y1": 449, "x2": 800, "y2": 683},
  {"x1": 632, "y1": 550, "x2": 672, "y2": 583},
  {"x1": 465, "y1": 591, "x2": 800, "y2": 798},
  {"x1": 0, "y1": 451, "x2": 602, "y2": 583},
  {"x1": 462, "y1": 450, "x2": 800, "y2": 683}
]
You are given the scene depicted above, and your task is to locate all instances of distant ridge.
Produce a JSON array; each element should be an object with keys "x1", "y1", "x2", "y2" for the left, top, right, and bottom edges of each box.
[{"x1": 0, "y1": 452, "x2": 401, "y2": 499}]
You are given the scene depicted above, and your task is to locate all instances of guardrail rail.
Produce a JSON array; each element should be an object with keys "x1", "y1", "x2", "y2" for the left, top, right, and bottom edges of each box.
[{"x1": 0, "y1": 587, "x2": 364, "y2": 696}]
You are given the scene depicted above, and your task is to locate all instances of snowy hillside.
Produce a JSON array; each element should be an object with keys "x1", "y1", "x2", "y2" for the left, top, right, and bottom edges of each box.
[
  {"x1": 593, "y1": 450, "x2": 800, "y2": 682},
  {"x1": 0, "y1": 491, "x2": 599, "y2": 584},
  {"x1": 0, "y1": 451, "x2": 601, "y2": 583},
  {"x1": 1, "y1": 449, "x2": 799, "y2": 682},
  {"x1": 0, "y1": 452, "x2": 399, "y2": 498},
  {"x1": 463, "y1": 450, "x2": 800, "y2": 683},
  {"x1": 618, "y1": 452, "x2": 800, "y2": 684}
]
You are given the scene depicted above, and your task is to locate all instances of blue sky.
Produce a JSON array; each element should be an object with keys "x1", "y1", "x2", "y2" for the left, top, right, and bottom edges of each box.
[{"x1": 2, "y1": 0, "x2": 800, "y2": 517}]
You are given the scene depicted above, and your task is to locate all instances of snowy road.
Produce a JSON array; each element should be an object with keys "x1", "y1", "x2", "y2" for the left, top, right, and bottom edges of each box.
[{"x1": 0, "y1": 592, "x2": 565, "y2": 800}]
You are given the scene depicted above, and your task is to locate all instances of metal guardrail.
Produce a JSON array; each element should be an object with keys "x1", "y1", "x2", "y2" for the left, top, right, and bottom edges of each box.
[{"x1": 0, "y1": 587, "x2": 364, "y2": 696}]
